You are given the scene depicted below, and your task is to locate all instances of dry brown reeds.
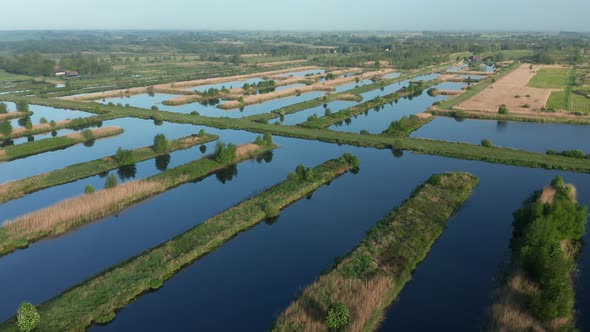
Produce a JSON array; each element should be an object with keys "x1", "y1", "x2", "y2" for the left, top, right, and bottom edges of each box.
[{"x1": 3, "y1": 181, "x2": 164, "y2": 238}]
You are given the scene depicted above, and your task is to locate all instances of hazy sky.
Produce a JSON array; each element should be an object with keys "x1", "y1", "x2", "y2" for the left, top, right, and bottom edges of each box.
[{"x1": 1, "y1": 0, "x2": 588, "y2": 31}]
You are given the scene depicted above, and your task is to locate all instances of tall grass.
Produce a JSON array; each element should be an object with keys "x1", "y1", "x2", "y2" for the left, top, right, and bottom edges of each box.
[
  {"x1": 272, "y1": 172, "x2": 479, "y2": 331},
  {"x1": 0, "y1": 154, "x2": 358, "y2": 332}
]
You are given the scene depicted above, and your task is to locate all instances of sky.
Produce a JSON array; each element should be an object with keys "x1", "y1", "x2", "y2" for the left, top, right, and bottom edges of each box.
[{"x1": 0, "y1": 0, "x2": 588, "y2": 32}]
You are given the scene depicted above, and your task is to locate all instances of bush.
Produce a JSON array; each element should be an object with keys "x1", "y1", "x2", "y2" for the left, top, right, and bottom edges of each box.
[
  {"x1": 153, "y1": 134, "x2": 170, "y2": 153},
  {"x1": 39, "y1": 117, "x2": 48, "y2": 124},
  {"x1": 215, "y1": 142, "x2": 237, "y2": 165},
  {"x1": 325, "y1": 303, "x2": 349, "y2": 330},
  {"x1": 84, "y1": 185, "x2": 95, "y2": 194},
  {"x1": 113, "y1": 147, "x2": 134, "y2": 164},
  {"x1": 498, "y1": 104, "x2": 509, "y2": 114},
  {"x1": 324, "y1": 108, "x2": 332, "y2": 116},
  {"x1": 17, "y1": 302, "x2": 40, "y2": 332},
  {"x1": 340, "y1": 153, "x2": 361, "y2": 168},
  {"x1": 16, "y1": 101, "x2": 29, "y2": 113},
  {"x1": 264, "y1": 203, "x2": 280, "y2": 219},
  {"x1": 81, "y1": 129, "x2": 94, "y2": 140},
  {"x1": 104, "y1": 174, "x2": 118, "y2": 189},
  {"x1": 481, "y1": 139, "x2": 493, "y2": 147},
  {"x1": 0, "y1": 102, "x2": 7, "y2": 114},
  {"x1": 359, "y1": 129, "x2": 370, "y2": 135},
  {"x1": 151, "y1": 105, "x2": 159, "y2": 111},
  {"x1": 24, "y1": 118, "x2": 33, "y2": 130},
  {"x1": 198, "y1": 129, "x2": 206, "y2": 138},
  {"x1": 49, "y1": 120, "x2": 56, "y2": 128}
]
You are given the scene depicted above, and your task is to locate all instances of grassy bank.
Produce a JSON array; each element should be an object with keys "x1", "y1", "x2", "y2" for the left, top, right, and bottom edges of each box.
[
  {"x1": 0, "y1": 133, "x2": 219, "y2": 204},
  {"x1": 490, "y1": 177, "x2": 587, "y2": 331},
  {"x1": 0, "y1": 153, "x2": 359, "y2": 332},
  {"x1": 429, "y1": 108, "x2": 590, "y2": 125},
  {"x1": 0, "y1": 139, "x2": 268, "y2": 257},
  {"x1": 272, "y1": 172, "x2": 478, "y2": 331},
  {"x1": 436, "y1": 61, "x2": 521, "y2": 110},
  {"x1": 0, "y1": 126, "x2": 124, "y2": 161},
  {"x1": 381, "y1": 114, "x2": 433, "y2": 136}
]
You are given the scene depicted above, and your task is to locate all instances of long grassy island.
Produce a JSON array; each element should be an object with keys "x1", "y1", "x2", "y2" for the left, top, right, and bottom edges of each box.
[
  {"x1": 0, "y1": 132, "x2": 219, "y2": 204},
  {"x1": 0, "y1": 136, "x2": 273, "y2": 256},
  {"x1": 490, "y1": 176, "x2": 587, "y2": 331},
  {"x1": 0, "y1": 126, "x2": 124, "y2": 161},
  {"x1": 272, "y1": 172, "x2": 478, "y2": 332},
  {"x1": 0, "y1": 153, "x2": 360, "y2": 332}
]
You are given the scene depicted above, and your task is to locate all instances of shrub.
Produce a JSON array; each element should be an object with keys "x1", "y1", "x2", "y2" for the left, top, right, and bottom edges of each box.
[
  {"x1": 522, "y1": 104, "x2": 531, "y2": 108},
  {"x1": 454, "y1": 110, "x2": 466, "y2": 119},
  {"x1": 263, "y1": 133, "x2": 273, "y2": 147},
  {"x1": 16, "y1": 101, "x2": 29, "y2": 113},
  {"x1": 325, "y1": 303, "x2": 349, "y2": 330},
  {"x1": 198, "y1": 129, "x2": 206, "y2": 138},
  {"x1": 0, "y1": 102, "x2": 7, "y2": 114},
  {"x1": 153, "y1": 134, "x2": 170, "y2": 153},
  {"x1": 113, "y1": 147, "x2": 134, "y2": 164},
  {"x1": 81, "y1": 129, "x2": 94, "y2": 140},
  {"x1": 39, "y1": 117, "x2": 48, "y2": 124},
  {"x1": 215, "y1": 142, "x2": 237, "y2": 165},
  {"x1": 104, "y1": 175, "x2": 118, "y2": 189},
  {"x1": 23, "y1": 117, "x2": 33, "y2": 130},
  {"x1": 304, "y1": 168, "x2": 314, "y2": 181},
  {"x1": 84, "y1": 185, "x2": 95, "y2": 194},
  {"x1": 498, "y1": 104, "x2": 509, "y2": 114},
  {"x1": 551, "y1": 176, "x2": 566, "y2": 190},
  {"x1": 481, "y1": 139, "x2": 493, "y2": 147},
  {"x1": 190, "y1": 111, "x2": 200, "y2": 116},
  {"x1": 340, "y1": 152, "x2": 361, "y2": 168},
  {"x1": 0, "y1": 122, "x2": 13, "y2": 136},
  {"x1": 17, "y1": 302, "x2": 40, "y2": 332},
  {"x1": 49, "y1": 120, "x2": 56, "y2": 128},
  {"x1": 324, "y1": 108, "x2": 332, "y2": 116},
  {"x1": 264, "y1": 203, "x2": 280, "y2": 219},
  {"x1": 151, "y1": 105, "x2": 159, "y2": 111},
  {"x1": 359, "y1": 129, "x2": 370, "y2": 135}
]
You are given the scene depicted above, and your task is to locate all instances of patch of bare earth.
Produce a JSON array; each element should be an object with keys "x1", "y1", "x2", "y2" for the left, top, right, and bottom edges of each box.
[
  {"x1": 455, "y1": 64, "x2": 576, "y2": 117},
  {"x1": 0, "y1": 112, "x2": 28, "y2": 121},
  {"x1": 416, "y1": 112, "x2": 433, "y2": 119},
  {"x1": 236, "y1": 143, "x2": 261, "y2": 158},
  {"x1": 66, "y1": 126, "x2": 122, "y2": 141},
  {"x1": 8, "y1": 120, "x2": 71, "y2": 138}
]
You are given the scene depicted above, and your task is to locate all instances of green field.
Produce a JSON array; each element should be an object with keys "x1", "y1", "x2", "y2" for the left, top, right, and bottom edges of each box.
[
  {"x1": 546, "y1": 90, "x2": 590, "y2": 113},
  {"x1": 547, "y1": 90, "x2": 567, "y2": 110},
  {"x1": 0, "y1": 70, "x2": 31, "y2": 82},
  {"x1": 528, "y1": 68, "x2": 571, "y2": 89}
]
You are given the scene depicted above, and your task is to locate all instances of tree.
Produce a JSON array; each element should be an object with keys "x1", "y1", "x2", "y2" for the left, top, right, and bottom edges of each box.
[
  {"x1": 0, "y1": 102, "x2": 7, "y2": 114},
  {"x1": 16, "y1": 101, "x2": 29, "y2": 113},
  {"x1": 215, "y1": 142, "x2": 237, "y2": 165},
  {"x1": 85, "y1": 185, "x2": 95, "y2": 194},
  {"x1": 24, "y1": 118, "x2": 33, "y2": 130},
  {"x1": 498, "y1": 104, "x2": 509, "y2": 114},
  {"x1": 0, "y1": 122, "x2": 12, "y2": 136},
  {"x1": 198, "y1": 129, "x2": 206, "y2": 138},
  {"x1": 17, "y1": 302, "x2": 40, "y2": 332},
  {"x1": 113, "y1": 147, "x2": 134, "y2": 164},
  {"x1": 39, "y1": 117, "x2": 48, "y2": 124},
  {"x1": 49, "y1": 120, "x2": 56, "y2": 128},
  {"x1": 481, "y1": 139, "x2": 493, "y2": 147},
  {"x1": 153, "y1": 134, "x2": 170, "y2": 153},
  {"x1": 325, "y1": 303, "x2": 349, "y2": 330},
  {"x1": 104, "y1": 174, "x2": 118, "y2": 189}
]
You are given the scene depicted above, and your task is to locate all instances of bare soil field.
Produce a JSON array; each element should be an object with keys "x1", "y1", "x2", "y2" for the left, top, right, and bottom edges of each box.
[
  {"x1": 6, "y1": 119, "x2": 71, "y2": 138},
  {"x1": 455, "y1": 64, "x2": 565, "y2": 115}
]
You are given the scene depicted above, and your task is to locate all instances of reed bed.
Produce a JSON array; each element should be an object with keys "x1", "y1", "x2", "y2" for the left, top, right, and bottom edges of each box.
[{"x1": 273, "y1": 172, "x2": 478, "y2": 332}]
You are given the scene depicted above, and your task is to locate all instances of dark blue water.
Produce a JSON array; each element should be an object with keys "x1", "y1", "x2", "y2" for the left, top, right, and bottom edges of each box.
[
  {"x1": 86, "y1": 149, "x2": 590, "y2": 332},
  {"x1": 276, "y1": 69, "x2": 325, "y2": 77},
  {"x1": 413, "y1": 117, "x2": 590, "y2": 153}
]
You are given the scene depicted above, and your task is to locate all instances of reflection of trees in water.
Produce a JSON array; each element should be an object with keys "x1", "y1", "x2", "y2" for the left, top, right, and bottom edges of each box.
[
  {"x1": 392, "y1": 149, "x2": 404, "y2": 158},
  {"x1": 0, "y1": 139, "x2": 14, "y2": 147},
  {"x1": 51, "y1": 131, "x2": 58, "y2": 137},
  {"x1": 155, "y1": 154, "x2": 171, "y2": 171},
  {"x1": 215, "y1": 164, "x2": 238, "y2": 184},
  {"x1": 351, "y1": 167, "x2": 360, "y2": 175},
  {"x1": 83, "y1": 139, "x2": 95, "y2": 147},
  {"x1": 98, "y1": 170, "x2": 110, "y2": 178},
  {"x1": 27, "y1": 136, "x2": 34, "y2": 142},
  {"x1": 265, "y1": 215, "x2": 280, "y2": 225},
  {"x1": 117, "y1": 164, "x2": 137, "y2": 181},
  {"x1": 199, "y1": 145, "x2": 207, "y2": 154},
  {"x1": 496, "y1": 120, "x2": 508, "y2": 132},
  {"x1": 153, "y1": 120, "x2": 163, "y2": 126},
  {"x1": 17, "y1": 117, "x2": 28, "y2": 127},
  {"x1": 256, "y1": 151, "x2": 274, "y2": 164}
]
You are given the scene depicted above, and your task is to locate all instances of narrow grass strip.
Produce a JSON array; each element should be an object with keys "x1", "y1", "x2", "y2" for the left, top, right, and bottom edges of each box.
[
  {"x1": 0, "y1": 153, "x2": 359, "y2": 332},
  {"x1": 0, "y1": 111, "x2": 32, "y2": 122},
  {"x1": 0, "y1": 141, "x2": 271, "y2": 257},
  {"x1": 272, "y1": 172, "x2": 478, "y2": 332},
  {"x1": 0, "y1": 114, "x2": 118, "y2": 140},
  {"x1": 0, "y1": 126, "x2": 124, "y2": 161},
  {"x1": 0, "y1": 133, "x2": 219, "y2": 204}
]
